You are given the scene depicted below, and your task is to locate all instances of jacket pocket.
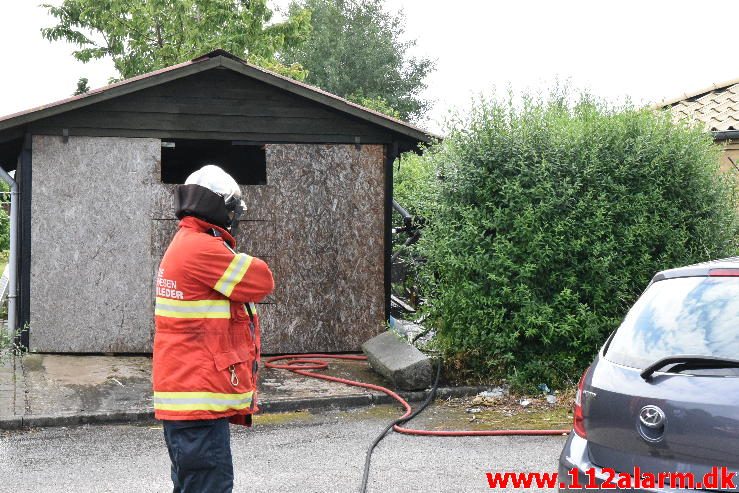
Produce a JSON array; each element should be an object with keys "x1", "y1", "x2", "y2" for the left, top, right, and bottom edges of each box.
[{"x1": 212, "y1": 348, "x2": 253, "y2": 388}]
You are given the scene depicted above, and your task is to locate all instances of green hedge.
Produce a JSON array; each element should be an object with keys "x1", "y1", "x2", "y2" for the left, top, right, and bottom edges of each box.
[
  {"x1": 407, "y1": 94, "x2": 739, "y2": 390},
  {"x1": 394, "y1": 151, "x2": 438, "y2": 218}
]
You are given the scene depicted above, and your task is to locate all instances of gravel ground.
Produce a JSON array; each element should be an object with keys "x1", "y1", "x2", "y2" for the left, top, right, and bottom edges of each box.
[{"x1": 0, "y1": 404, "x2": 567, "y2": 492}]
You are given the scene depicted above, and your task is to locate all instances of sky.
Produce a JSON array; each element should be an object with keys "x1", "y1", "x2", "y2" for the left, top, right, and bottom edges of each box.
[{"x1": 1, "y1": 0, "x2": 738, "y2": 134}]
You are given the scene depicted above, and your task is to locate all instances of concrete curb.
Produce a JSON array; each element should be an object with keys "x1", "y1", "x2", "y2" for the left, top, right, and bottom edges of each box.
[
  {"x1": 0, "y1": 385, "x2": 485, "y2": 430},
  {"x1": 0, "y1": 410, "x2": 155, "y2": 430}
]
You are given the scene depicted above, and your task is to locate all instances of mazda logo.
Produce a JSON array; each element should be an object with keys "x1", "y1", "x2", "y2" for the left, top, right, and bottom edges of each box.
[{"x1": 639, "y1": 405, "x2": 666, "y2": 429}]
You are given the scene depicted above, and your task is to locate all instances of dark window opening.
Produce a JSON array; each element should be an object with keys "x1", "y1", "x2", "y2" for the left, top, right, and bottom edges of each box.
[
  {"x1": 0, "y1": 138, "x2": 23, "y2": 173},
  {"x1": 161, "y1": 139, "x2": 266, "y2": 185}
]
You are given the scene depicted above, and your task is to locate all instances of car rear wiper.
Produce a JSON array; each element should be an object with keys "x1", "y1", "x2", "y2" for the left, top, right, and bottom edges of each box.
[{"x1": 641, "y1": 355, "x2": 739, "y2": 381}]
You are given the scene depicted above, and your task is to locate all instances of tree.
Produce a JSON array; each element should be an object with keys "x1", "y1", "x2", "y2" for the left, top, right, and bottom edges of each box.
[
  {"x1": 282, "y1": 0, "x2": 435, "y2": 122},
  {"x1": 349, "y1": 93, "x2": 401, "y2": 120},
  {"x1": 74, "y1": 77, "x2": 90, "y2": 95},
  {"x1": 410, "y1": 92, "x2": 739, "y2": 389},
  {"x1": 42, "y1": 0, "x2": 312, "y2": 81}
]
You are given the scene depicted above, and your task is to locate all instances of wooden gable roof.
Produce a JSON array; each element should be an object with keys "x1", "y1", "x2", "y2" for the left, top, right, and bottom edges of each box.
[{"x1": 0, "y1": 50, "x2": 436, "y2": 151}]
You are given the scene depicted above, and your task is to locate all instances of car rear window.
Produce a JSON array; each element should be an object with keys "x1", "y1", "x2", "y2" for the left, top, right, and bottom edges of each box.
[{"x1": 605, "y1": 276, "x2": 739, "y2": 370}]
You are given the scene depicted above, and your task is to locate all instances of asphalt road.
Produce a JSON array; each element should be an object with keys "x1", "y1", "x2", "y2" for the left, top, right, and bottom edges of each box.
[{"x1": 0, "y1": 405, "x2": 567, "y2": 492}]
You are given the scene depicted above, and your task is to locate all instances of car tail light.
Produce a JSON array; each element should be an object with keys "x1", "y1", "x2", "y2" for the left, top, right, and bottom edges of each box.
[
  {"x1": 709, "y1": 268, "x2": 739, "y2": 277},
  {"x1": 573, "y1": 367, "x2": 589, "y2": 438}
]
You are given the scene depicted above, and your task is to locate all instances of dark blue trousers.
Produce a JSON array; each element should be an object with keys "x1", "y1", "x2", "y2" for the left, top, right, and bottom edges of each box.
[{"x1": 163, "y1": 418, "x2": 234, "y2": 493}]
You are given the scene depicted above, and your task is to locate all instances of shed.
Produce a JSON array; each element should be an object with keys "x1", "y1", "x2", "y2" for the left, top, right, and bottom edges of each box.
[
  {"x1": 661, "y1": 79, "x2": 739, "y2": 173},
  {"x1": 0, "y1": 50, "x2": 433, "y2": 354}
]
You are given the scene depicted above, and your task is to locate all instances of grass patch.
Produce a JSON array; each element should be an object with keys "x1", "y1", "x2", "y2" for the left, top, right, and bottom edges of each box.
[
  {"x1": 425, "y1": 388, "x2": 576, "y2": 432},
  {"x1": 254, "y1": 410, "x2": 315, "y2": 427}
]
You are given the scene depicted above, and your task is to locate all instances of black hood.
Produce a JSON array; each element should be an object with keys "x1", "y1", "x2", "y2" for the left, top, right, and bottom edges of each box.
[{"x1": 174, "y1": 184, "x2": 230, "y2": 228}]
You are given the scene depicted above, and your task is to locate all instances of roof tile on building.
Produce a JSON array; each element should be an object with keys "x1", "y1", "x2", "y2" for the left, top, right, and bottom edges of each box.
[{"x1": 660, "y1": 78, "x2": 739, "y2": 132}]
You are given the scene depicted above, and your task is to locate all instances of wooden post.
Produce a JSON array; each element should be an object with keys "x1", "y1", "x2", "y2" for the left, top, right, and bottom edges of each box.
[
  {"x1": 17, "y1": 134, "x2": 31, "y2": 349},
  {"x1": 384, "y1": 141, "x2": 399, "y2": 323}
]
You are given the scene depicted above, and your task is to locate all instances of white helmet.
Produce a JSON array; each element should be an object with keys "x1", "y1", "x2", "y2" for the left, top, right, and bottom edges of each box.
[
  {"x1": 185, "y1": 165, "x2": 245, "y2": 213},
  {"x1": 176, "y1": 165, "x2": 247, "y2": 232}
]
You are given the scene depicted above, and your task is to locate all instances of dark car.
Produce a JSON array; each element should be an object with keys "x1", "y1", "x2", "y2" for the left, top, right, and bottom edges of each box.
[{"x1": 558, "y1": 258, "x2": 739, "y2": 492}]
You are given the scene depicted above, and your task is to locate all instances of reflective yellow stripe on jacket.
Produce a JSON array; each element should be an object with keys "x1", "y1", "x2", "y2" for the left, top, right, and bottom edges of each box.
[
  {"x1": 153, "y1": 391, "x2": 253, "y2": 412},
  {"x1": 214, "y1": 253, "x2": 253, "y2": 297},
  {"x1": 155, "y1": 298, "x2": 231, "y2": 319}
]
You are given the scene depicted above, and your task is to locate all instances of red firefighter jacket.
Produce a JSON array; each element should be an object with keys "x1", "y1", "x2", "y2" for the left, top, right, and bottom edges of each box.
[{"x1": 153, "y1": 216, "x2": 274, "y2": 423}]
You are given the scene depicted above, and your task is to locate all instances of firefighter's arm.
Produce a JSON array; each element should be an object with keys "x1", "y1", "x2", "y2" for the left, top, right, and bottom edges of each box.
[{"x1": 191, "y1": 240, "x2": 275, "y2": 303}]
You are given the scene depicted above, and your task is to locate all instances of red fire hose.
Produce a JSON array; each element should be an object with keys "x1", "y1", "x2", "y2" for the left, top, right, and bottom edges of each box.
[
  {"x1": 264, "y1": 354, "x2": 569, "y2": 492},
  {"x1": 263, "y1": 354, "x2": 571, "y2": 438}
]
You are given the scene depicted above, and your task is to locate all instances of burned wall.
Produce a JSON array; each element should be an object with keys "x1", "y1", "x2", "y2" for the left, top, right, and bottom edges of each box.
[{"x1": 30, "y1": 136, "x2": 160, "y2": 352}]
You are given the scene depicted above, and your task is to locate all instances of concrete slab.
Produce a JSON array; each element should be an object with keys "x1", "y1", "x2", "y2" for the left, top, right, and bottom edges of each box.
[
  {"x1": 0, "y1": 353, "x2": 479, "y2": 429},
  {"x1": 21, "y1": 354, "x2": 153, "y2": 418},
  {"x1": 14, "y1": 353, "x2": 26, "y2": 416},
  {"x1": 361, "y1": 331, "x2": 433, "y2": 390},
  {"x1": 0, "y1": 356, "x2": 15, "y2": 418}
]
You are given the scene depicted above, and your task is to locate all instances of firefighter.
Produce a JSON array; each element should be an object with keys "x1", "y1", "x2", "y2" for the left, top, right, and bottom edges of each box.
[{"x1": 153, "y1": 164, "x2": 274, "y2": 492}]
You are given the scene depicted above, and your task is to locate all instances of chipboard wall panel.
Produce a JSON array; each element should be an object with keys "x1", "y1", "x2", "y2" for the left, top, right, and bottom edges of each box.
[{"x1": 30, "y1": 135, "x2": 160, "y2": 352}]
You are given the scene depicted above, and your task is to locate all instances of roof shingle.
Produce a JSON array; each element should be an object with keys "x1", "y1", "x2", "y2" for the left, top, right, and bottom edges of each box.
[{"x1": 661, "y1": 78, "x2": 739, "y2": 132}]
